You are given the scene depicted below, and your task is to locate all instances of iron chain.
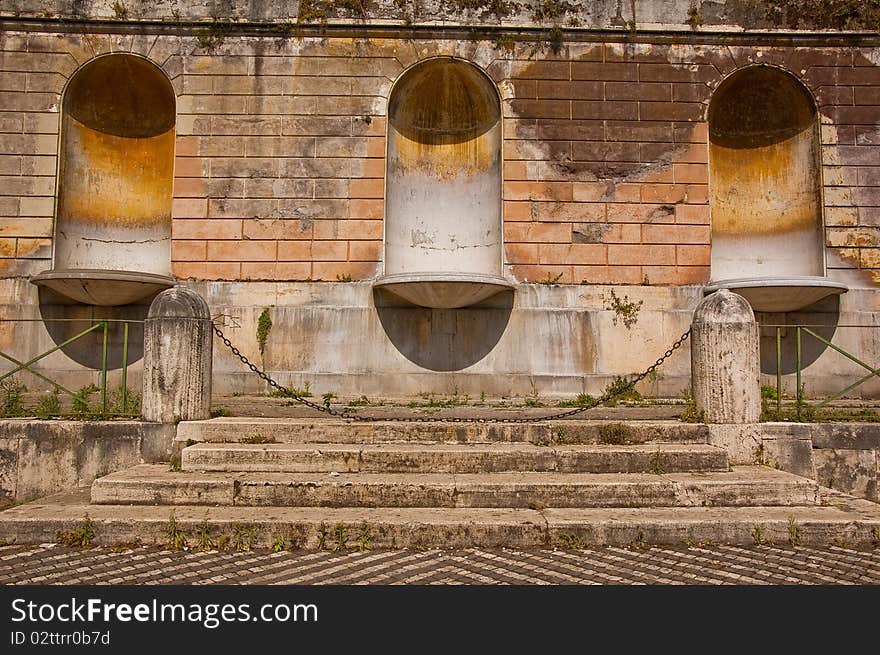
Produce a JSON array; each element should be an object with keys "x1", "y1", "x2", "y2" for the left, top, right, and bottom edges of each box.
[{"x1": 212, "y1": 323, "x2": 691, "y2": 424}]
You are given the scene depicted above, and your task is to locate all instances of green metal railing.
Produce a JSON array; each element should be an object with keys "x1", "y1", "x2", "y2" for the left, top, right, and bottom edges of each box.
[
  {"x1": 0, "y1": 319, "x2": 142, "y2": 415},
  {"x1": 765, "y1": 324, "x2": 879, "y2": 419}
]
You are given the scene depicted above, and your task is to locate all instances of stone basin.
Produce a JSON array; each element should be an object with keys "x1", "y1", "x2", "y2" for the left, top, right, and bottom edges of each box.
[
  {"x1": 31, "y1": 269, "x2": 175, "y2": 306},
  {"x1": 704, "y1": 276, "x2": 848, "y2": 313},
  {"x1": 373, "y1": 272, "x2": 515, "y2": 309}
]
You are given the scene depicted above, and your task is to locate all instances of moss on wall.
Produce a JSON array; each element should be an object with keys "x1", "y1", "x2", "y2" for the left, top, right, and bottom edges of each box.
[{"x1": 725, "y1": 0, "x2": 880, "y2": 31}]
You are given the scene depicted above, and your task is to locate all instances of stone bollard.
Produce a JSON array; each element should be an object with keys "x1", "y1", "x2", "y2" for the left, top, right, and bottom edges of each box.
[
  {"x1": 142, "y1": 286, "x2": 213, "y2": 423},
  {"x1": 691, "y1": 289, "x2": 761, "y2": 462}
]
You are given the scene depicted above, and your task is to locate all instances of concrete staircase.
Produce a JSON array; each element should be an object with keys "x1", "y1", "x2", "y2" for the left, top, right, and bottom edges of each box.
[{"x1": 2, "y1": 417, "x2": 880, "y2": 549}]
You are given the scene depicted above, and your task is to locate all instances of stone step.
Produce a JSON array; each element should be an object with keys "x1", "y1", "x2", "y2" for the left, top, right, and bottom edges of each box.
[
  {"x1": 3, "y1": 488, "x2": 878, "y2": 548},
  {"x1": 181, "y1": 442, "x2": 729, "y2": 474},
  {"x1": 177, "y1": 418, "x2": 708, "y2": 446},
  {"x1": 91, "y1": 465, "x2": 818, "y2": 509}
]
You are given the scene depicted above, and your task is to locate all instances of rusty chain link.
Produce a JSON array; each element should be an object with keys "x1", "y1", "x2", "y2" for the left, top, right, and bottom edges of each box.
[{"x1": 212, "y1": 323, "x2": 691, "y2": 424}]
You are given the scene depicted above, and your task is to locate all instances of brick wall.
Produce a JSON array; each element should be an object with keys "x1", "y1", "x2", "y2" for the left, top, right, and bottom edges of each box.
[
  {"x1": 1, "y1": 30, "x2": 879, "y2": 287},
  {"x1": 167, "y1": 45, "x2": 393, "y2": 282}
]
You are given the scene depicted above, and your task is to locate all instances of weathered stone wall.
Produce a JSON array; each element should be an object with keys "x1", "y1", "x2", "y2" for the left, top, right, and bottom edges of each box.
[
  {"x1": 0, "y1": 420, "x2": 174, "y2": 504},
  {"x1": 812, "y1": 424, "x2": 880, "y2": 503},
  {"x1": 2, "y1": 1, "x2": 880, "y2": 32},
  {"x1": 2, "y1": 278, "x2": 880, "y2": 398},
  {"x1": 1, "y1": 4, "x2": 880, "y2": 398},
  {"x1": 1, "y1": 20, "x2": 880, "y2": 284}
]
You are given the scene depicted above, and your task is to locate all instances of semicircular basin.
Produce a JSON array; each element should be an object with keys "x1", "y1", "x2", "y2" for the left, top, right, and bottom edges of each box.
[
  {"x1": 373, "y1": 272, "x2": 515, "y2": 309},
  {"x1": 704, "y1": 276, "x2": 848, "y2": 313},
  {"x1": 31, "y1": 269, "x2": 175, "y2": 306}
]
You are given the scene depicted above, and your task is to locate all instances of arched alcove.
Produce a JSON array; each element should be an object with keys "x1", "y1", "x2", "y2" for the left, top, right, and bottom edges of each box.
[
  {"x1": 706, "y1": 65, "x2": 846, "y2": 311},
  {"x1": 32, "y1": 54, "x2": 176, "y2": 306},
  {"x1": 373, "y1": 57, "x2": 513, "y2": 309}
]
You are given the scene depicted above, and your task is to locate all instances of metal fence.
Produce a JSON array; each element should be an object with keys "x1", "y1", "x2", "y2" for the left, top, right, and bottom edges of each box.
[
  {"x1": 0, "y1": 318, "x2": 143, "y2": 416},
  {"x1": 763, "y1": 324, "x2": 879, "y2": 418}
]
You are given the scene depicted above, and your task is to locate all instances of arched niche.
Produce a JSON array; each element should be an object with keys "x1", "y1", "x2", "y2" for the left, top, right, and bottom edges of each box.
[
  {"x1": 373, "y1": 57, "x2": 512, "y2": 309},
  {"x1": 706, "y1": 65, "x2": 845, "y2": 312},
  {"x1": 32, "y1": 54, "x2": 175, "y2": 306}
]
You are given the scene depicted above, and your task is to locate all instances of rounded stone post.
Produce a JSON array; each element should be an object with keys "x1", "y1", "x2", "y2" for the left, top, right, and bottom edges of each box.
[
  {"x1": 691, "y1": 289, "x2": 760, "y2": 424},
  {"x1": 142, "y1": 286, "x2": 212, "y2": 423}
]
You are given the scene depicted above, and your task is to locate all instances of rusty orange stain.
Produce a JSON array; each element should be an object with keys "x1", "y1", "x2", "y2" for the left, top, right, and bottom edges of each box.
[
  {"x1": 55, "y1": 54, "x2": 176, "y2": 236},
  {"x1": 708, "y1": 66, "x2": 822, "y2": 238},
  {"x1": 57, "y1": 117, "x2": 175, "y2": 228},
  {"x1": 391, "y1": 129, "x2": 499, "y2": 179},
  {"x1": 710, "y1": 127, "x2": 821, "y2": 236},
  {"x1": 389, "y1": 58, "x2": 501, "y2": 179}
]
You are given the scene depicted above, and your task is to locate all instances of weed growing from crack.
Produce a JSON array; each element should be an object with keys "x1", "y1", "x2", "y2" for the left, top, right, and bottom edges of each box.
[
  {"x1": 166, "y1": 512, "x2": 187, "y2": 551},
  {"x1": 355, "y1": 522, "x2": 373, "y2": 552},
  {"x1": 317, "y1": 522, "x2": 329, "y2": 550},
  {"x1": 331, "y1": 524, "x2": 350, "y2": 551},
  {"x1": 679, "y1": 391, "x2": 704, "y2": 423},
  {"x1": 56, "y1": 515, "x2": 95, "y2": 548},
  {"x1": 648, "y1": 450, "x2": 666, "y2": 475},
  {"x1": 788, "y1": 517, "x2": 802, "y2": 547},
  {"x1": 752, "y1": 524, "x2": 768, "y2": 546},
  {"x1": 538, "y1": 271, "x2": 564, "y2": 285},
  {"x1": 556, "y1": 533, "x2": 586, "y2": 550},
  {"x1": 195, "y1": 521, "x2": 215, "y2": 552},
  {"x1": 72, "y1": 384, "x2": 99, "y2": 418},
  {"x1": 627, "y1": 531, "x2": 651, "y2": 551},
  {"x1": 232, "y1": 524, "x2": 257, "y2": 552},
  {"x1": 256, "y1": 308, "x2": 272, "y2": 356},
  {"x1": 606, "y1": 289, "x2": 643, "y2": 329},
  {"x1": 602, "y1": 376, "x2": 642, "y2": 406}
]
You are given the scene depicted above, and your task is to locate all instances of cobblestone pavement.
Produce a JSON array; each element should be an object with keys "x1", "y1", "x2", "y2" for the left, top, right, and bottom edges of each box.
[{"x1": 1, "y1": 544, "x2": 878, "y2": 585}]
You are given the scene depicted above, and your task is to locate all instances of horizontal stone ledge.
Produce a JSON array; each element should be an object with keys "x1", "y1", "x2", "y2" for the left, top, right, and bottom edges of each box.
[
  {"x1": 3, "y1": 18, "x2": 880, "y2": 46},
  {"x1": 810, "y1": 422, "x2": 880, "y2": 450},
  {"x1": 3, "y1": 490, "x2": 879, "y2": 548}
]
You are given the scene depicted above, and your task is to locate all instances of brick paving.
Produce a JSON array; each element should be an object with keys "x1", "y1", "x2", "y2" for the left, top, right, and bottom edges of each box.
[{"x1": 1, "y1": 544, "x2": 878, "y2": 585}]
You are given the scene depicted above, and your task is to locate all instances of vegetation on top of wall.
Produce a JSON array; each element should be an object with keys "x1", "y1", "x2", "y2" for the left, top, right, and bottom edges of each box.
[
  {"x1": 768, "y1": 0, "x2": 880, "y2": 29},
  {"x1": 0, "y1": 378, "x2": 26, "y2": 418},
  {"x1": 687, "y1": 1, "x2": 703, "y2": 29},
  {"x1": 5, "y1": 0, "x2": 880, "y2": 33},
  {"x1": 111, "y1": 1, "x2": 129, "y2": 20},
  {"x1": 529, "y1": 0, "x2": 579, "y2": 22},
  {"x1": 446, "y1": 0, "x2": 523, "y2": 20},
  {"x1": 298, "y1": 0, "x2": 373, "y2": 23},
  {"x1": 35, "y1": 388, "x2": 61, "y2": 420},
  {"x1": 0, "y1": 382, "x2": 139, "y2": 421},
  {"x1": 732, "y1": 0, "x2": 880, "y2": 30}
]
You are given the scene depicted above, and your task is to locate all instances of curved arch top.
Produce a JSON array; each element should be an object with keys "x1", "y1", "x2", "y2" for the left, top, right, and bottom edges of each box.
[
  {"x1": 38, "y1": 53, "x2": 176, "y2": 305},
  {"x1": 708, "y1": 65, "x2": 817, "y2": 150},
  {"x1": 708, "y1": 64, "x2": 831, "y2": 310},
  {"x1": 388, "y1": 58, "x2": 501, "y2": 146},
  {"x1": 378, "y1": 58, "x2": 508, "y2": 308},
  {"x1": 64, "y1": 54, "x2": 176, "y2": 138}
]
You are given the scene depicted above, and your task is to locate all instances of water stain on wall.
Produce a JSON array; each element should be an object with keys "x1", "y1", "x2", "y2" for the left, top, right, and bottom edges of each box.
[
  {"x1": 509, "y1": 47, "x2": 712, "y2": 188},
  {"x1": 55, "y1": 54, "x2": 176, "y2": 275},
  {"x1": 389, "y1": 59, "x2": 500, "y2": 179}
]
